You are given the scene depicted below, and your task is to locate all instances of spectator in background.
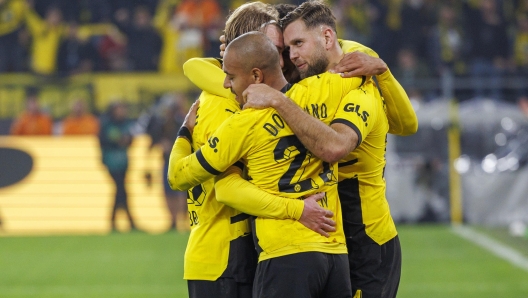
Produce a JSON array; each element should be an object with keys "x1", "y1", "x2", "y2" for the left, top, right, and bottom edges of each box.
[
  {"x1": 0, "y1": 0, "x2": 26, "y2": 72},
  {"x1": 365, "y1": 0, "x2": 399, "y2": 67},
  {"x1": 399, "y1": 0, "x2": 432, "y2": 61},
  {"x1": 174, "y1": 0, "x2": 223, "y2": 62},
  {"x1": 332, "y1": 0, "x2": 373, "y2": 46},
  {"x1": 24, "y1": 4, "x2": 67, "y2": 75},
  {"x1": 427, "y1": 5, "x2": 466, "y2": 77},
  {"x1": 10, "y1": 94, "x2": 52, "y2": 135},
  {"x1": 57, "y1": 22, "x2": 100, "y2": 75},
  {"x1": 118, "y1": 5, "x2": 161, "y2": 71},
  {"x1": 62, "y1": 99, "x2": 99, "y2": 135},
  {"x1": 392, "y1": 47, "x2": 431, "y2": 102},
  {"x1": 60, "y1": 0, "x2": 112, "y2": 23},
  {"x1": 466, "y1": 0, "x2": 509, "y2": 100},
  {"x1": 152, "y1": 0, "x2": 182, "y2": 74},
  {"x1": 24, "y1": 1, "x2": 124, "y2": 75},
  {"x1": 145, "y1": 94, "x2": 188, "y2": 231},
  {"x1": 99, "y1": 101, "x2": 137, "y2": 233}
]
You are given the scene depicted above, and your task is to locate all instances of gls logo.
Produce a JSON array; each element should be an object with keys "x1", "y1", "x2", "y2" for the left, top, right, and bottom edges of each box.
[
  {"x1": 208, "y1": 137, "x2": 220, "y2": 153},
  {"x1": 343, "y1": 103, "x2": 369, "y2": 126}
]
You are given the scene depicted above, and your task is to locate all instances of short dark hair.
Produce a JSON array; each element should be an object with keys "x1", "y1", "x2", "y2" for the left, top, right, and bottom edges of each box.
[
  {"x1": 280, "y1": 0, "x2": 337, "y2": 33},
  {"x1": 274, "y1": 3, "x2": 297, "y2": 19},
  {"x1": 226, "y1": 31, "x2": 281, "y2": 73}
]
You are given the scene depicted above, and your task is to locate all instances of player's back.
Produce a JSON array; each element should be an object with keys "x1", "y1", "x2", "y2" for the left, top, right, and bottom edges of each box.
[
  {"x1": 214, "y1": 72, "x2": 362, "y2": 261},
  {"x1": 183, "y1": 91, "x2": 255, "y2": 281}
]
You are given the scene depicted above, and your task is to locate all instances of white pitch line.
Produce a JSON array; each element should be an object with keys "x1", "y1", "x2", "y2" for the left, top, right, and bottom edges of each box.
[{"x1": 452, "y1": 225, "x2": 528, "y2": 272}]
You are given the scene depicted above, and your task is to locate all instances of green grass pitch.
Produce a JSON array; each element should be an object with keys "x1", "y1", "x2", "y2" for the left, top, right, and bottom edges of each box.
[{"x1": 1, "y1": 225, "x2": 528, "y2": 297}]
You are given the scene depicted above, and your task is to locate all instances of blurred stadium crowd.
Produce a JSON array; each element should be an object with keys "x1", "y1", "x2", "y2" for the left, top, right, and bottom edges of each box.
[
  {"x1": 0, "y1": 0, "x2": 526, "y2": 96},
  {"x1": 3, "y1": 0, "x2": 528, "y2": 168}
]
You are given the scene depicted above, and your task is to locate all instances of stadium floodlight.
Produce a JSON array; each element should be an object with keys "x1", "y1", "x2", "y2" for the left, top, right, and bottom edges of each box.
[
  {"x1": 481, "y1": 154, "x2": 497, "y2": 173},
  {"x1": 494, "y1": 133, "x2": 507, "y2": 146},
  {"x1": 454, "y1": 155, "x2": 471, "y2": 174},
  {"x1": 500, "y1": 117, "x2": 516, "y2": 132}
]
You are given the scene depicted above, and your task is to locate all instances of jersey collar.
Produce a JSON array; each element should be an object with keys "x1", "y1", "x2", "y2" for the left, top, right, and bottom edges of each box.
[{"x1": 280, "y1": 83, "x2": 292, "y2": 94}]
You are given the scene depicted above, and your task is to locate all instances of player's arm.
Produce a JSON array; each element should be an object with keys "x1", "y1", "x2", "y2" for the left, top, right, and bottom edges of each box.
[
  {"x1": 167, "y1": 126, "x2": 221, "y2": 191},
  {"x1": 215, "y1": 166, "x2": 336, "y2": 237},
  {"x1": 183, "y1": 58, "x2": 235, "y2": 99},
  {"x1": 23, "y1": 3, "x2": 46, "y2": 36},
  {"x1": 242, "y1": 84, "x2": 360, "y2": 164},
  {"x1": 167, "y1": 100, "x2": 216, "y2": 190},
  {"x1": 331, "y1": 50, "x2": 418, "y2": 136},
  {"x1": 376, "y1": 69, "x2": 418, "y2": 135},
  {"x1": 169, "y1": 107, "x2": 251, "y2": 190}
]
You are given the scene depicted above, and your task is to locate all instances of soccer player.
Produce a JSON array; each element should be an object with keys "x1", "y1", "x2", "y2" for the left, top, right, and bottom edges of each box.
[
  {"x1": 175, "y1": 3, "x2": 338, "y2": 297},
  {"x1": 183, "y1": 4, "x2": 417, "y2": 138},
  {"x1": 169, "y1": 31, "x2": 382, "y2": 297},
  {"x1": 242, "y1": 2, "x2": 403, "y2": 297}
]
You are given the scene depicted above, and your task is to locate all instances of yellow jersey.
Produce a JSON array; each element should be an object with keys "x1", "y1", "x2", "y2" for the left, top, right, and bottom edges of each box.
[
  {"x1": 194, "y1": 73, "x2": 369, "y2": 261},
  {"x1": 182, "y1": 91, "x2": 257, "y2": 282},
  {"x1": 182, "y1": 40, "x2": 416, "y2": 248},
  {"x1": 336, "y1": 81, "x2": 394, "y2": 246},
  {"x1": 183, "y1": 40, "x2": 417, "y2": 136}
]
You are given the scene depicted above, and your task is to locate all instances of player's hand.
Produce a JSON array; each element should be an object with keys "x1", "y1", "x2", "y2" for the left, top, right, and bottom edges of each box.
[
  {"x1": 219, "y1": 35, "x2": 226, "y2": 57},
  {"x1": 299, "y1": 192, "x2": 336, "y2": 237},
  {"x1": 242, "y1": 84, "x2": 284, "y2": 109},
  {"x1": 183, "y1": 99, "x2": 200, "y2": 133},
  {"x1": 330, "y1": 51, "x2": 388, "y2": 78}
]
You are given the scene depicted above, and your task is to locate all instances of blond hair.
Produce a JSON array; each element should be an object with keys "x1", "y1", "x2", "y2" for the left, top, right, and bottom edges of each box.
[{"x1": 224, "y1": 1, "x2": 279, "y2": 45}]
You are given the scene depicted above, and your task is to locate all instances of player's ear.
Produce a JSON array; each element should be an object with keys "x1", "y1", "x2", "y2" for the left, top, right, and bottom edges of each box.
[
  {"x1": 251, "y1": 68, "x2": 264, "y2": 83},
  {"x1": 322, "y1": 26, "x2": 334, "y2": 50}
]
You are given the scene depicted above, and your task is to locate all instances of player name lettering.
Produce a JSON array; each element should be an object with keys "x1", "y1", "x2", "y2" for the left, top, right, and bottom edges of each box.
[
  {"x1": 263, "y1": 113, "x2": 285, "y2": 136},
  {"x1": 303, "y1": 103, "x2": 327, "y2": 119}
]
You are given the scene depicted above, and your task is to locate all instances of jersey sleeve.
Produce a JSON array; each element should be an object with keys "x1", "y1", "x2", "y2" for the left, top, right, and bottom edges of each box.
[
  {"x1": 183, "y1": 58, "x2": 236, "y2": 101},
  {"x1": 339, "y1": 39, "x2": 379, "y2": 58},
  {"x1": 332, "y1": 86, "x2": 376, "y2": 147},
  {"x1": 377, "y1": 69, "x2": 418, "y2": 136},
  {"x1": 167, "y1": 128, "x2": 215, "y2": 191},
  {"x1": 198, "y1": 112, "x2": 253, "y2": 174},
  {"x1": 339, "y1": 39, "x2": 418, "y2": 136},
  {"x1": 215, "y1": 166, "x2": 305, "y2": 220}
]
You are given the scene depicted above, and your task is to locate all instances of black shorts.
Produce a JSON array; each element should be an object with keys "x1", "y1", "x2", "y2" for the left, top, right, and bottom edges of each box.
[
  {"x1": 338, "y1": 176, "x2": 402, "y2": 298},
  {"x1": 348, "y1": 236, "x2": 402, "y2": 298},
  {"x1": 188, "y1": 278, "x2": 252, "y2": 298},
  {"x1": 187, "y1": 234, "x2": 257, "y2": 298},
  {"x1": 253, "y1": 252, "x2": 352, "y2": 298}
]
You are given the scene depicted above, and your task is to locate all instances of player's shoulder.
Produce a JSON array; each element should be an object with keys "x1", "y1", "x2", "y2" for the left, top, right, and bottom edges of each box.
[
  {"x1": 198, "y1": 91, "x2": 240, "y2": 116},
  {"x1": 339, "y1": 39, "x2": 379, "y2": 58},
  {"x1": 293, "y1": 72, "x2": 343, "y2": 89}
]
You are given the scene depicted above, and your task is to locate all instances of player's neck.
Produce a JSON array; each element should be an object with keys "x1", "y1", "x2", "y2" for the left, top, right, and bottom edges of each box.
[
  {"x1": 267, "y1": 74, "x2": 289, "y2": 92},
  {"x1": 326, "y1": 43, "x2": 344, "y2": 72}
]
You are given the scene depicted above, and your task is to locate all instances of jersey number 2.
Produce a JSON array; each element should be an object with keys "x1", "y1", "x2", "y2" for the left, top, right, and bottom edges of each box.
[{"x1": 273, "y1": 135, "x2": 331, "y2": 193}]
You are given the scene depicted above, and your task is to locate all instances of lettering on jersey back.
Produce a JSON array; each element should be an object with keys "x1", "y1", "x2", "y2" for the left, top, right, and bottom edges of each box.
[
  {"x1": 304, "y1": 103, "x2": 328, "y2": 119},
  {"x1": 263, "y1": 113, "x2": 285, "y2": 136}
]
